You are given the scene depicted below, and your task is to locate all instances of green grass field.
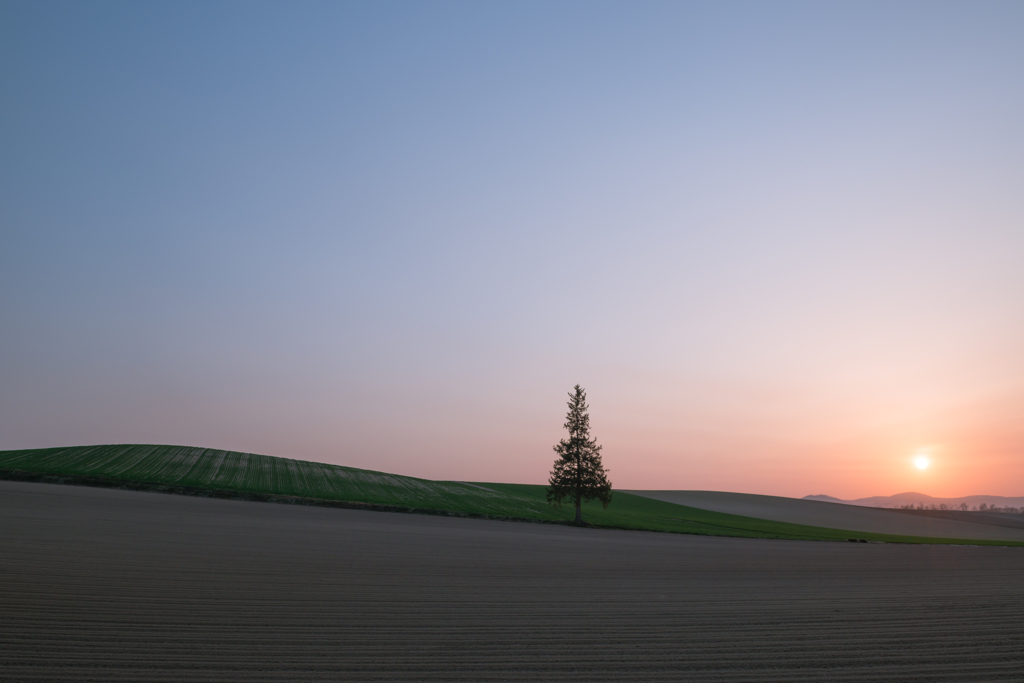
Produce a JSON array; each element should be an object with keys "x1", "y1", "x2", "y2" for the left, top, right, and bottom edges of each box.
[{"x1": 2, "y1": 444, "x2": 1019, "y2": 546}]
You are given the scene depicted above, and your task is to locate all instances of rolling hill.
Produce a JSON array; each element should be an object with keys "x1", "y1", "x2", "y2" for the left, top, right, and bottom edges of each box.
[
  {"x1": 3, "y1": 444, "x2": 1022, "y2": 546},
  {"x1": 804, "y1": 492, "x2": 1024, "y2": 508}
]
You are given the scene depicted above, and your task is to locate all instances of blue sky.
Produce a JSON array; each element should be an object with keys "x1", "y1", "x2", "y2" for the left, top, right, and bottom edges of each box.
[{"x1": 2, "y1": 1, "x2": 1023, "y2": 496}]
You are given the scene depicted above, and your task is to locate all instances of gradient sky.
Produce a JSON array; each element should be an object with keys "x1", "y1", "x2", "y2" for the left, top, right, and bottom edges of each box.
[{"x1": 2, "y1": 1, "x2": 1023, "y2": 498}]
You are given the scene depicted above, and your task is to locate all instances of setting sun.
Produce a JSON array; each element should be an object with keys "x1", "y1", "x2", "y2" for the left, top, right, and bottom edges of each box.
[{"x1": 914, "y1": 455, "x2": 931, "y2": 470}]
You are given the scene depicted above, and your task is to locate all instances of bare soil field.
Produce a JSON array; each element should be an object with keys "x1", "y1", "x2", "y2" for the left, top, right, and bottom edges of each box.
[
  {"x1": 3, "y1": 481, "x2": 1024, "y2": 682},
  {"x1": 891, "y1": 507, "x2": 1024, "y2": 531},
  {"x1": 629, "y1": 490, "x2": 1024, "y2": 542}
]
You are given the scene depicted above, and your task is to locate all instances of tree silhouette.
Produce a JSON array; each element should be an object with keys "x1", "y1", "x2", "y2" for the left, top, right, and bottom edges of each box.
[{"x1": 547, "y1": 385, "x2": 612, "y2": 525}]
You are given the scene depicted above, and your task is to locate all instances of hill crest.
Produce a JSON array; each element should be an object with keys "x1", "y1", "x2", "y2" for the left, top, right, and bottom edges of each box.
[{"x1": 804, "y1": 492, "x2": 1024, "y2": 508}]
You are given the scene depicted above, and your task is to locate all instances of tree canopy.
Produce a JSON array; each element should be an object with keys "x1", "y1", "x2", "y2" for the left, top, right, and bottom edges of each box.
[{"x1": 547, "y1": 384, "x2": 612, "y2": 525}]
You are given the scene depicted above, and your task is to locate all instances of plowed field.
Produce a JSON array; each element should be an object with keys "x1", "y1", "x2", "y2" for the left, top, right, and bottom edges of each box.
[{"x1": 4, "y1": 480, "x2": 1024, "y2": 682}]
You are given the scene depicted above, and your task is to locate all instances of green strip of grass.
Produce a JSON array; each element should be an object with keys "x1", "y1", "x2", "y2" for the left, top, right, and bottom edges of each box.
[
  {"x1": 0, "y1": 444, "x2": 555, "y2": 517},
  {"x1": 478, "y1": 483, "x2": 1024, "y2": 546},
  {"x1": 2, "y1": 445, "x2": 1020, "y2": 546}
]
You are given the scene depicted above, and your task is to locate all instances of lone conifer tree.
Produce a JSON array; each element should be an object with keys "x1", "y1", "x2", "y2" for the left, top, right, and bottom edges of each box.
[{"x1": 547, "y1": 385, "x2": 612, "y2": 525}]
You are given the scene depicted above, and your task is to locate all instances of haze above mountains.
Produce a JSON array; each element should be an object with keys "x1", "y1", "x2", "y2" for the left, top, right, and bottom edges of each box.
[{"x1": 804, "y1": 493, "x2": 1024, "y2": 508}]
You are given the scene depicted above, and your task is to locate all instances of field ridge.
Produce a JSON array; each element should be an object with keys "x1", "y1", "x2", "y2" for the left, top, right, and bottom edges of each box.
[{"x1": 3, "y1": 444, "x2": 1021, "y2": 546}]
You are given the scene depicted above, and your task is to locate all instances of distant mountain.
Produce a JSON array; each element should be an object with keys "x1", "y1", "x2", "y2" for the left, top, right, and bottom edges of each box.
[
  {"x1": 803, "y1": 492, "x2": 1024, "y2": 508},
  {"x1": 804, "y1": 494, "x2": 845, "y2": 503}
]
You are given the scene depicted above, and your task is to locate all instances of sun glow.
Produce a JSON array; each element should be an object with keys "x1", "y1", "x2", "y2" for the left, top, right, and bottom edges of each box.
[{"x1": 912, "y1": 448, "x2": 933, "y2": 470}]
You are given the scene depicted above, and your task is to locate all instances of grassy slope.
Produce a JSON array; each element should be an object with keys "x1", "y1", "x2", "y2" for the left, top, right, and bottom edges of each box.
[
  {"x1": 0, "y1": 444, "x2": 554, "y2": 518},
  {"x1": 481, "y1": 483, "x2": 1024, "y2": 544},
  {"x1": 2, "y1": 444, "x2": 1019, "y2": 546}
]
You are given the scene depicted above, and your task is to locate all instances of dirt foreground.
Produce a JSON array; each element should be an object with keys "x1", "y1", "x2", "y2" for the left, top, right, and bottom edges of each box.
[{"x1": 3, "y1": 481, "x2": 1024, "y2": 682}]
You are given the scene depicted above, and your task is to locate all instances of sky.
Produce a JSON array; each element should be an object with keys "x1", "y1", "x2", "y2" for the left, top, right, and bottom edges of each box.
[{"x1": 2, "y1": 1, "x2": 1023, "y2": 498}]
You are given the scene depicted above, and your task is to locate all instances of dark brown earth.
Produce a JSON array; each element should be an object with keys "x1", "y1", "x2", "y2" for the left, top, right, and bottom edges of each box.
[
  {"x1": 3, "y1": 481, "x2": 1024, "y2": 682},
  {"x1": 891, "y1": 507, "x2": 1024, "y2": 531}
]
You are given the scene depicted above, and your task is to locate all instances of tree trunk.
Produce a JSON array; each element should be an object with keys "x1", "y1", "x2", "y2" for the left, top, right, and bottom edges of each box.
[{"x1": 574, "y1": 446, "x2": 582, "y2": 525}]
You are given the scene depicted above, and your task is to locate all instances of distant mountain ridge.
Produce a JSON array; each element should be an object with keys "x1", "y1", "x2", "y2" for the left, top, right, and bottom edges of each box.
[{"x1": 804, "y1": 492, "x2": 1024, "y2": 508}]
